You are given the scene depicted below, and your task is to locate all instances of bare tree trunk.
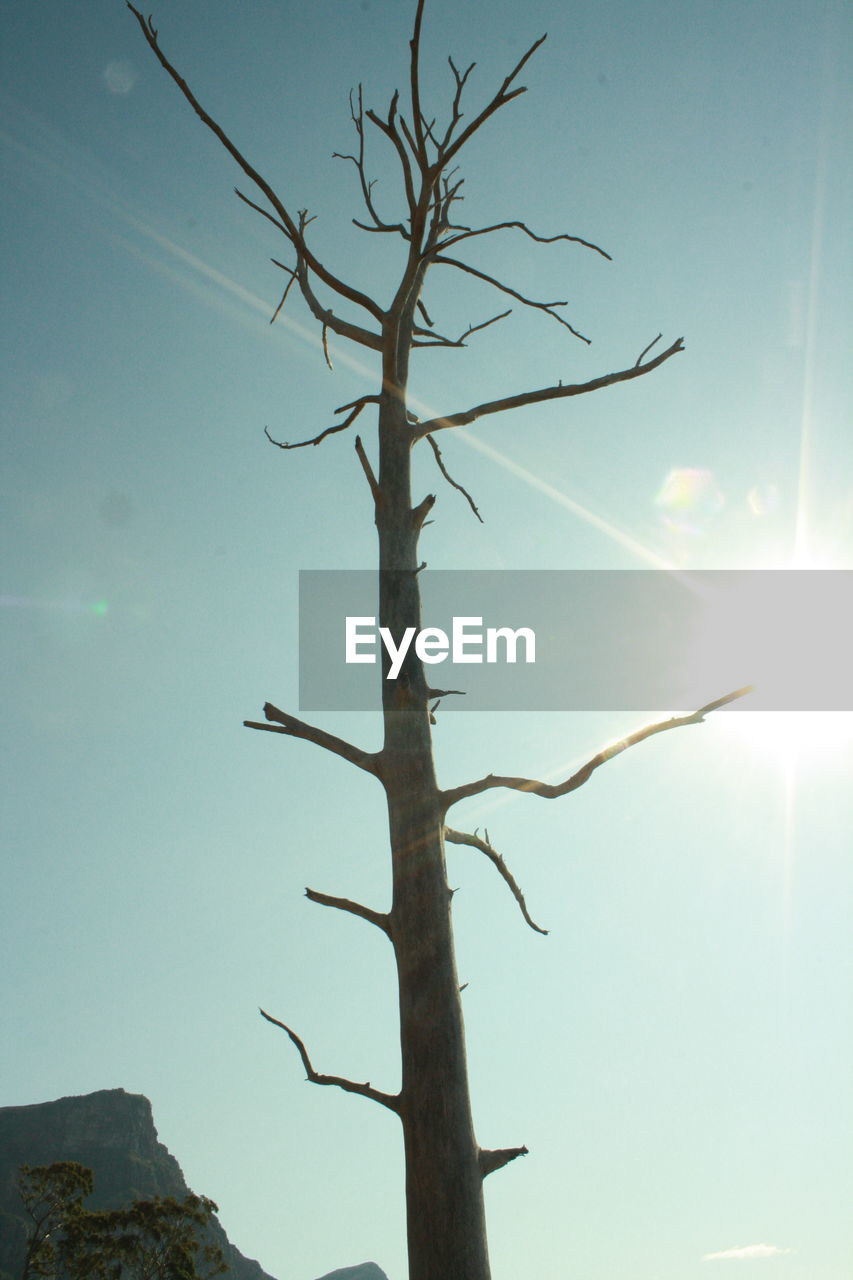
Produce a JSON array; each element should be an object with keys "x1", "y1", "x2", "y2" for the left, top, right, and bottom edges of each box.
[{"x1": 377, "y1": 388, "x2": 491, "y2": 1278}]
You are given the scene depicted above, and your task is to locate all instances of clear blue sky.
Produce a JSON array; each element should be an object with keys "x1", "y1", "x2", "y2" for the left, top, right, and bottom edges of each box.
[{"x1": 2, "y1": 2, "x2": 851, "y2": 1278}]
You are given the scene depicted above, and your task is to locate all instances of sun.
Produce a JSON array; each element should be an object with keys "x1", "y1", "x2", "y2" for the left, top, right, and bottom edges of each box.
[{"x1": 697, "y1": 544, "x2": 853, "y2": 767}]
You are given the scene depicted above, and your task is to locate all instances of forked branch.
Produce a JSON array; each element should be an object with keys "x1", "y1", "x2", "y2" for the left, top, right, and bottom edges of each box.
[
  {"x1": 412, "y1": 308, "x2": 512, "y2": 349},
  {"x1": 445, "y1": 827, "x2": 547, "y2": 934},
  {"x1": 334, "y1": 86, "x2": 408, "y2": 238},
  {"x1": 438, "y1": 55, "x2": 476, "y2": 153},
  {"x1": 260, "y1": 1010, "x2": 400, "y2": 1112},
  {"x1": 267, "y1": 251, "x2": 383, "y2": 353},
  {"x1": 264, "y1": 395, "x2": 380, "y2": 451},
  {"x1": 441, "y1": 687, "x2": 752, "y2": 810},
  {"x1": 244, "y1": 703, "x2": 382, "y2": 777},
  {"x1": 413, "y1": 337, "x2": 686, "y2": 437},
  {"x1": 430, "y1": 253, "x2": 591, "y2": 343},
  {"x1": 440, "y1": 34, "x2": 548, "y2": 167},
  {"x1": 365, "y1": 92, "x2": 418, "y2": 220}
]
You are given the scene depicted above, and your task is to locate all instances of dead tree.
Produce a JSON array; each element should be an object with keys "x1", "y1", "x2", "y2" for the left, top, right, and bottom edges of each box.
[{"x1": 129, "y1": 4, "x2": 747, "y2": 1277}]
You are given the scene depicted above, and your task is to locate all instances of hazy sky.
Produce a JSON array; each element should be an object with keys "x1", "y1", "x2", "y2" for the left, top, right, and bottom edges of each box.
[{"x1": 2, "y1": 2, "x2": 851, "y2": 1279}]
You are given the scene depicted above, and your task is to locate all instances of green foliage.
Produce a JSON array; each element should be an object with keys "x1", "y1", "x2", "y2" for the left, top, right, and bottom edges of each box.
[
  {"x1": 17, "y1": 1162, "x2": 93, "y2": 1279},
  {"x1": 17, "y1": 1165, "x2": 227, "y2": 1280}
]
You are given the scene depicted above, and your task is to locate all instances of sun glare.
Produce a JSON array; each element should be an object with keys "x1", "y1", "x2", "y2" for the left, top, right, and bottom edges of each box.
[{"x1": 707, "y1": 545, "x2": 853, "y2": 767}]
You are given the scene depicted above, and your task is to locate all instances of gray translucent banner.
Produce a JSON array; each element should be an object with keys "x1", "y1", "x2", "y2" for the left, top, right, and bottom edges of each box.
[{"x1": 298, "y1": 570, "x2": 853, "y2": 712}]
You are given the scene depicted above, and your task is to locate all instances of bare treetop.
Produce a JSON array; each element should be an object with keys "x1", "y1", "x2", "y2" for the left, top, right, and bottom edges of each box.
[{"x1": 128, "y1": 0, "x2": 681, "y2": 461}]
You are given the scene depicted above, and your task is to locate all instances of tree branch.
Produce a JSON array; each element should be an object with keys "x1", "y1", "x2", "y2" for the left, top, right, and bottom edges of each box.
[
  {"x1": 439, "y1": 219, "x2": 611, "y2": 261},
  {"x1": 333, "y1": 86, "x2": 409, "y2": 238},
  {"x1": 305, "y1": 888, "x2": 390, "y2": 936},
  {"x1": 413, "y1": 337, "x2": 686, "y2": 437},
  {"x1": 441, "y1": 687, "x2": 753, "y2": 810},
  {"x1": 365, "y1": 93, "x2": 418, "y2": 221},
  {"x1": 445, "y1": 827, "x2": 547, "y2": 934},
  {"x1": 437, "y1": 55, "x2": 476, "y2": 153},
  {"x1": 260, "y1": 1010, "x2": 400, "y2": 1112},
  {"x1": 479, "y1": 1146, "x2": 529, "y2": 1177},
  {"x1": 429, "y1": 253, "x2": 591, "y2": 342},
  {"x1": 233, "y1": 186, "x2": 288, "y2": 237},
  {"x1": 412, "y1": 308, "x2": 513, "y2": 349},
  {"x1": 634, "y1": 332, "x2": 661, "y2": 366},
  {"x1": 355, "y1": 434, "x2": 382, "y2": 506},
  {"x1": 268, "y1": 261, "x2": 297, "y2": 326},
  {"x1": 128, "y1": 5, "x2": 386, "y2": 326},
  {"x1": 408, "y1": 0, "x2": 429, "y2": 166},
  {"x1": 264, "y1": 396, "x2": 379, "y2": 451},
  {"x1": 425, "y1": 435, "x2": 483, "y2": 521},
  {"x1": 244, "y1": 703, "x2": 382, "y2": 777},
  {"x1": 267, "y1": 251, "x2": 383, "y2": 353},
  {"x1": 441, "y1": 33, "x2": 548, "y2": 166},
  {"x1": 412, "y1": 492, "x2": 436, "y2": 531}
]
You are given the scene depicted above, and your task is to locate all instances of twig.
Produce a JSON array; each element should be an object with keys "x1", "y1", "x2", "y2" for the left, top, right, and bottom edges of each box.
[
  {"x1": 445, "y1": 827, "x2": 547, "y2": 934},
  {"x1": 431, "y1": 254, "x2": 591, "y2": 343},
  {"x1": 412, "y1": 309, "x2": 512, "y2": 349},
  {"x1": 263, "y1": 396, "x2": 378, "y2": 451},
  {"x1": 333, "y1": 85, "x2": 408, "y2": 237},
  {"x1": 355, "y1": 434, "x2": 381, "y2": 506},
  {"x1": 425, "y1": 435, "x2": 483, "y2": 521},
  {"x1": 438, "y1": 55, "x2": 477, "y2": 152},
  {"x1": 269, "y1": 263, "x2": 297, "y2": 325},
  {"x1": 365, "y1": 92, "x2": 418, "y2": 219},
  {"x1": 439, "y1": 219, "x2": 611, "y2": 261},
  {"x1": 635, "y1": 333, "x2": 661, "y2": 366},
  {"x1": 441, "y1": 33, "x2": 549, "y2": 168}
]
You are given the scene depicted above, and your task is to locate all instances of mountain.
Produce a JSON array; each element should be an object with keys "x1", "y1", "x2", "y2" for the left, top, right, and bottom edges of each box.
[
  {"x1": 0, "y1": 1089, "x2": 388, "y2": 1280},
  {"x1": 315, "y1": 1271, "x2": 389, "y2": 1280}
]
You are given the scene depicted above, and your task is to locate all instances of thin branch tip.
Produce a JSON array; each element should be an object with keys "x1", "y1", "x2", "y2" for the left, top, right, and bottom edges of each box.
[
  {"x1": 442, "y1": 687, "x2": 751, "y2": 809},
  {"x1": 244, "y1": 703, "x2": 381, "y2": 776},
  {"x1": 416, "y1": 336, "x2": 687, "y2": 438},
  {"x1": 445, "y1": 826, "x2": 547, "y2": 934},
  {"x1": 425, "y1": 434, "x2": 483, "y2": 521},
  {"x1": 260, "y1": 1009, "x2": 399, "y2": 1112}
]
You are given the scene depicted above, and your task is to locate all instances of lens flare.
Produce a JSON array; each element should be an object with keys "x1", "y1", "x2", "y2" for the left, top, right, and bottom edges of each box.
[
  {"x1": 747, "y1": 483, "x2": 781, "y2": 517},
  {"x1": 0, "y1": 594, "x2": 110, "y2": 616},
  {"x1": 655, "y1": 467, "x2": 724, "y2": 535}
]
